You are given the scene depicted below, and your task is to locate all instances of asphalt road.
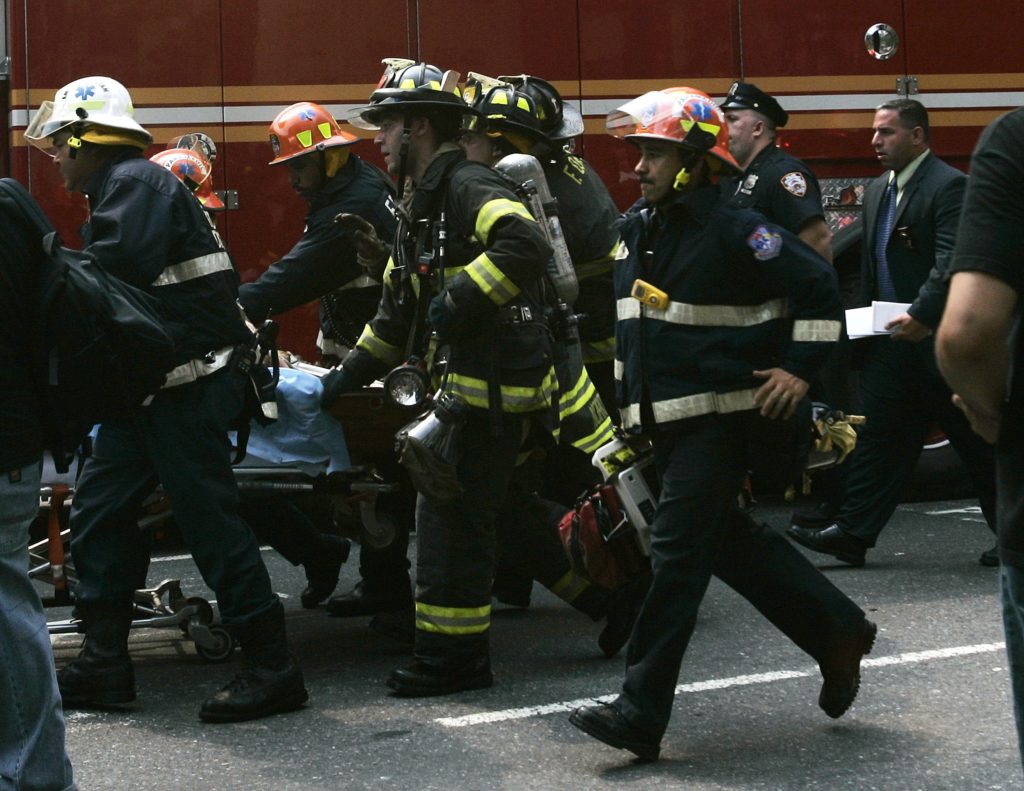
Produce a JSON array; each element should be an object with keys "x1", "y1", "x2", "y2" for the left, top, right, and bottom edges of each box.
[{"x1": 45, "y1": 498, "x2": 1020, "y2": 791}]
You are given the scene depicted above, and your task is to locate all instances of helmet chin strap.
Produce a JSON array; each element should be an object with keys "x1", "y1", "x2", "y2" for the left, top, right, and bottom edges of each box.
[
  {"x1": 672, "y1": 148, "x2": 703, "y2": 191},
  {"x1": 396, "y1": 121, "x2": 412, "y2": 200}
]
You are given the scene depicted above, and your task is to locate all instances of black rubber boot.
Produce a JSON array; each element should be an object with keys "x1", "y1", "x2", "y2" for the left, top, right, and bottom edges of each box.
[
  {"x1": 199, "y1": 602, "x2": 308, "y2": 723},
  {"x1": 58, "y1": 601, "x2": 136, "y2": 707},
  {"x1": 300, "y1": 535, "x2": 351, "y2": 609}
]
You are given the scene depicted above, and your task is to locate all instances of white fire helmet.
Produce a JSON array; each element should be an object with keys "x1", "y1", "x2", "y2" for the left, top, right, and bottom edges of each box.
[{"x1": 24, "y1": 76, "x2": 152, "y2": 156}]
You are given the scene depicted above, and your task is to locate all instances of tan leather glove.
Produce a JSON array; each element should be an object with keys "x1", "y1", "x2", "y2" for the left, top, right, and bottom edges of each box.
[{"x1": 335, "y1": 213, "x2": 390, "y2": 280}]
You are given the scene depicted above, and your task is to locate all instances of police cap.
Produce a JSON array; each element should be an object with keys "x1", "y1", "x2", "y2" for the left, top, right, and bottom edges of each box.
[{"x1": 719, "y1": 82, "x2": 788, "y2": 128}]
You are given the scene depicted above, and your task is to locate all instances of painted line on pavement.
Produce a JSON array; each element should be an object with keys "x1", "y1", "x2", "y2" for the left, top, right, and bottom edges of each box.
[
  {"x1": 150, "y1": 546, "x2": 274, "y2": 563},
  {"x1": 434, "y1": 642, "x2": 1006, "y2": 728}
]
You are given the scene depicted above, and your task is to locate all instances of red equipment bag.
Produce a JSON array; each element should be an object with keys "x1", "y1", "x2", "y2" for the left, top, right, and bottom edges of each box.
[{"x1": 558, "y1": 484, "x2": 650, "y2": 591}]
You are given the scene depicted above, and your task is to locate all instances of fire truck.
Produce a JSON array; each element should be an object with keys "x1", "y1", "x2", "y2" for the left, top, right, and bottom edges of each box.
[{"x1": 2, "y1": 0, "x2": 1021, "y2": 362}]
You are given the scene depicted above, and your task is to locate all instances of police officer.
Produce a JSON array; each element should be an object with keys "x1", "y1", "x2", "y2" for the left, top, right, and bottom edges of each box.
[
  {"x1": 320, "y1": 60, "x2": 556, "y2": 696},
  {"x1": 569, "y1": 87, "x2": 875, "y2": 761},
  {"x1": 26, "y1": 76, "x2": 307, "y2": 723},
  {"x1": 458, "y1": 77, "x2": 643, "y2": 657},
  {"x1": 236, "y1": 102, "x2": 413, "y2": 615},
  {"x1": 720, "y1": 81, "x2": 832, "y2": 261}
]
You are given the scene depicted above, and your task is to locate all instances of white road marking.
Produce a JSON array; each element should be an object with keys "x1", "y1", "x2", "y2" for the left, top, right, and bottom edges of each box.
[
  {"x1": 149, "y1": 546, "x2": 274, "y2": 563},
  {"x1": 434, "y1": 642, "x2": 1006, "y2": 728},
  {"x1": 926, "y1": 506, "x2": 984, "y2": 516}
]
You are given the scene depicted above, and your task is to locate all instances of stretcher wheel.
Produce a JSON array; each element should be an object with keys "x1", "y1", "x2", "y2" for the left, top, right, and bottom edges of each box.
[
  {"x1": 194, "y1": 625, "x2": 235, "y2": 663},
  {"x1": 179, "y1": 597, "x2": 215, "y2": 634}
]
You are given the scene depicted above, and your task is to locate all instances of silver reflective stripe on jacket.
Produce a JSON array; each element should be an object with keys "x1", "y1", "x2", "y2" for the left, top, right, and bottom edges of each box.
[
  {"x1": 151, "y1": 251, "x2": 233, "y2": 287},
  {"x1": 792, "y1": 319, "x2": 841, "y2": 342},
  {"x1": 161, "y1": 346, "x2": 234, "y2": 389},
  {"x1": 620, "y1": 386, "x2": 760, "y2": 429},
  {"x1": 617, "y1": 296, "x2": 787, "y2": 326}
]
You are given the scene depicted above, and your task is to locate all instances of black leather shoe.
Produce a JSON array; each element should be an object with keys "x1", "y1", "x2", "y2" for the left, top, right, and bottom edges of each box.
[
  {"x1": 58, "y1": 654, "x2": 136, "y2": 707},
  {"x1": 199, "y1": 658, "x2": 309, "y2": 722},
  {"x1": 787, "y1": 523, "x2": 867, "y2": 567},
  {"x1": 569, "y1": 702, "x2": 661, "y2": 762},
  {"x1": 300, "y1": 535, "x2": 351, "y2": 609},
  {"x1": 790, "y1": 501, "x2": 840, "y2": 530},
  {"x1": 386, "y1": 660, "x2": 493, "y2": 697},
  {"x1": 818, "y1": 619, "x2": 877, "y2": 718},
  {"x1": 980, "y1": 545, "x2": 1000, "y2": 567},
  {"x1": 326, "y1": 580, "x2": 413, "y2": 618}
]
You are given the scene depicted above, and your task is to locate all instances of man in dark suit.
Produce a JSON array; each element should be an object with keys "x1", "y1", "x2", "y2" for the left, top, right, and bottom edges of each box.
[{"x1": 788, "y1": 98, "x2": 997, "y2": 567}]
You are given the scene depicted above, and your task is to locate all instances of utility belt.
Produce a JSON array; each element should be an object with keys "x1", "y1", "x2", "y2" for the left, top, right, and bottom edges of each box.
[{"x1": 161, "y1": 346, "x2": 235, "y2": 389}]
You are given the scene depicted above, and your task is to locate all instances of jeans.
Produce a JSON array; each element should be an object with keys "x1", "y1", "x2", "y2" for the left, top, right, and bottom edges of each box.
[
  {"x1": 1001, "y1": 564, "x2": 1024, "y2": 774},
  {"x1": 0, "y1": 462, "x2": 76, "y2": 791}
]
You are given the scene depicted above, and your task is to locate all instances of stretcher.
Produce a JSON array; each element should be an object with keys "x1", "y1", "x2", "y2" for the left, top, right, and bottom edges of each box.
[{"x1": 33, "y1": 366, "x2": 417, "y2": 662}]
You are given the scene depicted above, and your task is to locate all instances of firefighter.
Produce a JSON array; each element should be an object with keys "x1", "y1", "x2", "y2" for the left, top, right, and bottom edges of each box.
[
  {"x1": 26, "y1": 76, "x2": 308, "y2": 722},
  {"x1": 320, "y1": 59, "x2": 557, "y2": 696},
  {"x1": 236, "y1": 103, "x2": 413, "y2": 614},
  {"x1": 459, "y1": 78, "x2": 645, "y2": 657},
  {"x1": 719, "y1": 81, "x2": 832, "y2": 261},
  {"x1": 151, "y1": 142, "x2": 357, "y2": 612},
  {"x1": 569, "y1": 87, "x2": 875, "y2": 761},
  {"x1": 239, "y1": 101, "x2": 395, "y2": 364}
]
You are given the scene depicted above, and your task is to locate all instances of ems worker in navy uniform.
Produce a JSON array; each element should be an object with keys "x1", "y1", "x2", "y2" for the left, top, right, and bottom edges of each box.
[
  {"x1": 237, "y1": 102, "x2": 415, "y2": 616},
  {"x1": 569, "y1": 87, "x2": 875, "y2": 762},
  {"x1": 320, "y1": 60, "x2": 557, "y2": 696},
  {"x1": 719, "y1": 81, "x2": 832, "y2": 261},
  {"x1": 26, "y1": 76, "x2": 308, "y2": 723}
]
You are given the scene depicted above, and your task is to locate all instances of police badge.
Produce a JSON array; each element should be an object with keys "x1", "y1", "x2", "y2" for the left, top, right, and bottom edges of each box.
[{"x1": 780, "y1": 171, "x2": 807, "y2": 197}]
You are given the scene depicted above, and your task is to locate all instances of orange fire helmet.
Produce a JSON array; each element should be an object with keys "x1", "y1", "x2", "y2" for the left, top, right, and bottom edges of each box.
[
  {"x1": 150, "y1": 147, "x2": 224, "y2": 211},
  {"x1": 606, "y1": 87, "x2": 740, "y2": 179},
  {"x1": 268, "y1": 101, "x2": 357, "y2": 165}
]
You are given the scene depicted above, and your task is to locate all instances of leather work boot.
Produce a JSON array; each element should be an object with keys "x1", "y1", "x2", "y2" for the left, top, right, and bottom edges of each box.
[
  {"x1": 326, "y1": 578, "x2": 413, "y2": 618},
  {"x1": 387, "y1": 658, "x2": 493, "y2": 697},
  {"x1": 598, "y1": 573, "x2": 651, "y2": 659},
  {"x1": 818, "y1": 618, "x2": 878, "y2": 718},
  {"x1": 569, "y1": 702, "x2": 661, "y2": 762},
  {"x1": 58, "y1": 601, "x2": 136, "y2": 707},
  {"x1": 199, "y1": 602, "x2": 308, "y2": 723},
  {"x1": 299, "y1": 535, "x2": 351, "y2": 609}
]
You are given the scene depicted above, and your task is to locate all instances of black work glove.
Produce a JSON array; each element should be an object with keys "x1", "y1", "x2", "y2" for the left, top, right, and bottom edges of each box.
[
  {"x1": 335, "y1": 213, "x2": 390, "y2": 280},
  {"x1": 320, "y1": 366, "x2": 358, "y2": 408},
  {"x1": 428, "y1": 290, "x2": 461, "y2": 340}
]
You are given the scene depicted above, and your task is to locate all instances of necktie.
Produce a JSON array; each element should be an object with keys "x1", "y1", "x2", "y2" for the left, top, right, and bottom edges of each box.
[{"x1": 874, "y1": 178, "x2": 898, "y2": 301}]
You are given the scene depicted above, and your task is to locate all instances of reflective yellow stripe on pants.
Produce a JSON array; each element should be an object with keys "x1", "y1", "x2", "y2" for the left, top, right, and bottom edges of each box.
[{"x1": 415, "y1": 601, "x2": 492, "y2": 635}]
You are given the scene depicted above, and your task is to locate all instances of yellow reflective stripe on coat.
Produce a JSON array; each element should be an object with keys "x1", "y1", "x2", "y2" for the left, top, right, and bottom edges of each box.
[
  {"x1": 620, "y1": 386, "x2": 761, "y2": 429},
  {"x1": 415, "y1": 601, "x2": 491, "y2": 635},
  {"x1": 464, "y1": 252, "x2": 520, "y2": 305},
  {"x1": 574, "y1": 239, "x2": 625, "y2": 281},
  {"x1": 558, "y1": 368, "x2": 595, "y2": 422},
  {"x1": 447, "y1": 368, "x2": 557, "y2": 413},
  {"x1": 355, "y1": 325, "x2": 403, "y2": 367},
  {"x1": 582, "y1": 336, "x2": 616, "y2": 364},
  {"x1": 617, "y1": 296, "x2": 788, "y2": 327},
  {"x1": 550, "y1": 570, "x2": 590, "y2": 604},
  {"x1": 572, "y1": 414, "x2": 614, "y2": 454},
  {"x1": 792, "y1": 319, "x2": 841, "y2": 342},
  {"x1": 474, "y1": 197, "x2": 534, "y2": 243},
  {"x1": 151, "y1": 251, "x2": 233, "y2": 287}
]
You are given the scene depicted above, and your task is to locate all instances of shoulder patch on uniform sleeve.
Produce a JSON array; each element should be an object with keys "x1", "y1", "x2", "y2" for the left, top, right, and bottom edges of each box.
[
  {"x1": 747, "y1": 225, "x2": 783, "y2": 260},
  {"x1": 780, "y1": 171, "x2": 807, "y2": 197}
]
